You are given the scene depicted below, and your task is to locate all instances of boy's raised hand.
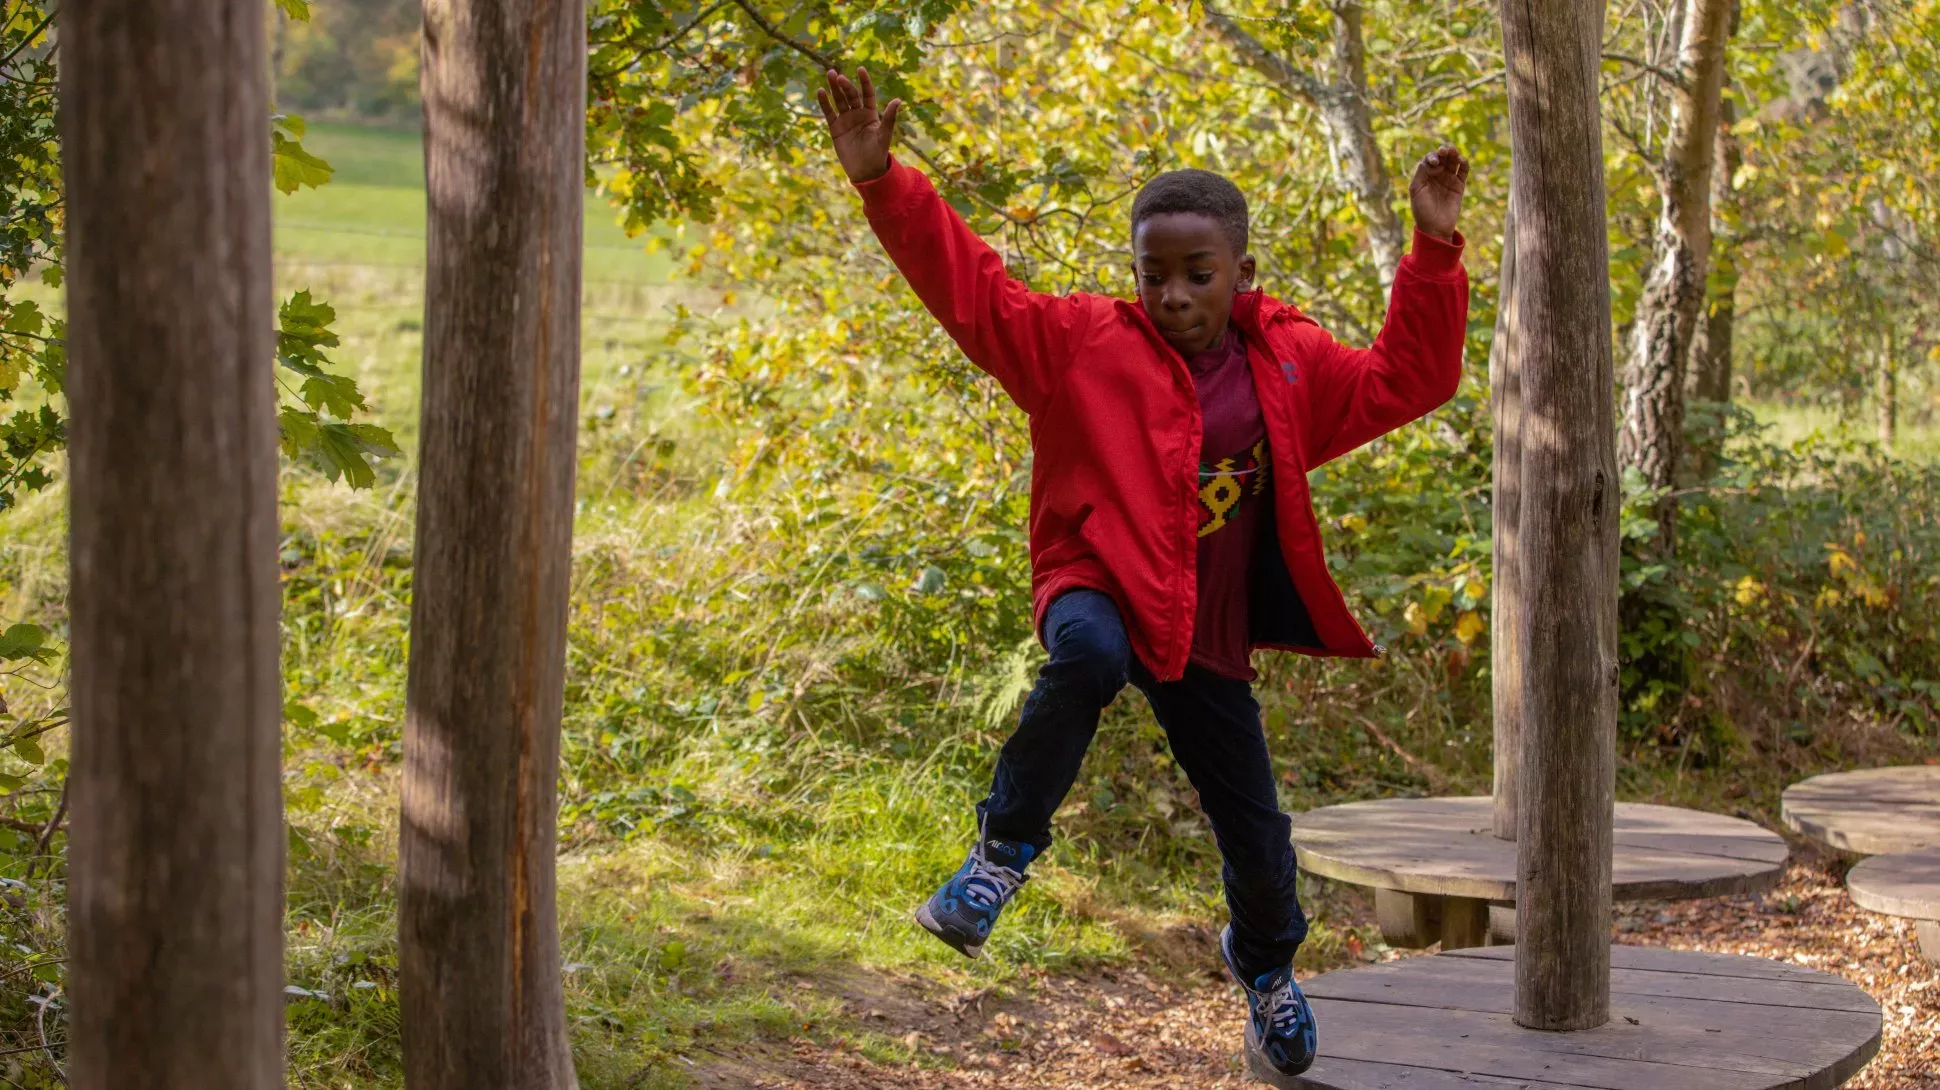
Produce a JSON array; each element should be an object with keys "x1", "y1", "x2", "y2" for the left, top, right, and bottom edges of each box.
[
  {"x1": 1409, "y1": 145, "x2": 1469, "y2": 241},
  {"x1": 817, "y1": 67, "x2": 902, "y2": 184}
]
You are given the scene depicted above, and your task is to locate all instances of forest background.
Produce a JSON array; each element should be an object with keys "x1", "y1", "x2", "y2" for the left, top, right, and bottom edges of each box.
[{"x1": 0, "y1": 0, "x2": 1936, "y2": 1086}]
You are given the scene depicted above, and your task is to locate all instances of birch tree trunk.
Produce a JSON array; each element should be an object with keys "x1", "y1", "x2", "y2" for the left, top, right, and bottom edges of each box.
[
  {"x1": 1688, "y1": 87, "x2": 1741, "y2": 480},
  {"x1": 1878, "y1": 331, "x2": 1898, "y2": 453},
  {"x1": 1207, "y1": 2, "x2": 1407, "y2": 292},
  {"x1": 1499, "y1": 0, "x2": 1620, "y2": 1032},
  {"x1": 62, "y1": 0, "x2": 285, "y2": 1085},
  {"x1": 398, "y1": 0, "x2": 585, "y2": 1085},
  {"x1": 1618, "y1": 0, "x2": 1736, "y2": 550}
]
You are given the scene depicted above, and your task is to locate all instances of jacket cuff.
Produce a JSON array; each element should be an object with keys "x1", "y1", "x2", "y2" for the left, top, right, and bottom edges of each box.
[
  {"x1": 851, "y1": 155, "x2": 926, "y2": 212},
  {"x1": 1406, "y1": 227, "x2": 1466, "y2": 278}
]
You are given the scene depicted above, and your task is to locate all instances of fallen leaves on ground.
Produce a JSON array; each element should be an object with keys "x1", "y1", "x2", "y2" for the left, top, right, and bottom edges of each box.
[{"x1": 693, "y1": 857, "x2": 1936, "y2": 1089}]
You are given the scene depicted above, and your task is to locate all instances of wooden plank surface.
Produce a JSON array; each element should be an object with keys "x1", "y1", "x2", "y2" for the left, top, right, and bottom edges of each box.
[
  {"x1": 1289, "y1": 797, "x2": 1786, "y2": 902},
  {"x1": 1846, "y1": 847, "x2": 1940, "y2": 919},
  {"x1": 1781, "y1": 765, "x2": 1940, "y2": 855},
  {"x1": 1313, "y1": 946, "x2": 1879, "y2": 1014},
  {"x1": 1293, "y1": 946, "x2": 1882, "y2": 1090}
]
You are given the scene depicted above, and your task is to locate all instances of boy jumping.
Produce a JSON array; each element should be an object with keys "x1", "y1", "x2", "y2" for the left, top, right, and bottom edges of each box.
[{"x1": 817, "y1": 67, "x2": 1468, "y2": 1084}]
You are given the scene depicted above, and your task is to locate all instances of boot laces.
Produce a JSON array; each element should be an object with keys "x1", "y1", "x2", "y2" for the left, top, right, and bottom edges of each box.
[
  {"x1": 1254, "y1": 974, "x2": 1304, "y2": 1037},
  {"x1": 960, "y1": 842, "x2": 1027, "y2": 908}
]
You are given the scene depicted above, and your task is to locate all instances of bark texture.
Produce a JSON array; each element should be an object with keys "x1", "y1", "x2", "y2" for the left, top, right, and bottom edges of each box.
[
  {"x1": 1688, "y1": 89, "x2": 1741, "y2": 480},
  {"x1": 61, "y1": 1, "x2": 285, "y2": 1086},
  {"x1": 1878, "y1": 331, "x2": 1897, "y2": 453},
  {"x1": 399, "y1": 0, "x2": 585, "y2": 1085},
  {"x1": 1499, "y1": 0, "x2": 1621, "y2": 1032},
  {"x1": 1489, "y1": 199, "x2": 1522, "y2": 843},
  {"x1": 1207, "y1": 2, "x2": 1406, "y2": 291},
  {"x1": 1618, "y1": 0, "x2": 1735, "y2": 548}
]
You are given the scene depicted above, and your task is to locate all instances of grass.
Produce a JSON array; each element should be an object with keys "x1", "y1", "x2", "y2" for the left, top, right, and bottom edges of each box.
[
  {"x1": 275, "y1": 122, "x2": 679, "y2": 284},
  {"x1": 0, "y1": 118, "x2": 1933, "y2": 1087},
  {"x1": 263, "y1": 121, "x2": 1328, "y2": 1086},
  {"x1": 1751, "y1": 398, "x2": 1940, "y2": 464}
]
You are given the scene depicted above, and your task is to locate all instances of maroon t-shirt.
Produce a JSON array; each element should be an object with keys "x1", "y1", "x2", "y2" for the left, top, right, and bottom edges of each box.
[{"x1": 1187, "y1": 328, "x2": 1271, "y2": 680}]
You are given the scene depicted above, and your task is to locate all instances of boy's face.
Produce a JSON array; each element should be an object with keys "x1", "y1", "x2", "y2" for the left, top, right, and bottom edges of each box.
[{"x1": 1132, "y1": 212, "x2": 1255, "y2": 358}]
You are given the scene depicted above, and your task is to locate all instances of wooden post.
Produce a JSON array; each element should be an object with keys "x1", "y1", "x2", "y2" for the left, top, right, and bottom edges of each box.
[
  {"x1": 398, "y1": 0, "x2": 585, "y2": 1085},
  {"x1": 1499, "y1": 0, "x2": 1620, "y2": 1032},
  {"x1": 1490, "y1": 199, "x2": 1521, "y2": 842},
  {"x1": 61, "y1": 1, "x2": 285, "y2": 1086}
]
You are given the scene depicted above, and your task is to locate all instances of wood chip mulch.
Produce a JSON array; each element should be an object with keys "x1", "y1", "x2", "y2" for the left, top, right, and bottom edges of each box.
[{"x1": 692, "y1": 858, "x2": 1937, "y2": 1089}]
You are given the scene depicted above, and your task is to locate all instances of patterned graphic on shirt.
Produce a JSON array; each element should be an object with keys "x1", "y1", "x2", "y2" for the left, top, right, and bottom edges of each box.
[{"x1": 1198, "y1": 439, "x2": 1270, "y2": 538}]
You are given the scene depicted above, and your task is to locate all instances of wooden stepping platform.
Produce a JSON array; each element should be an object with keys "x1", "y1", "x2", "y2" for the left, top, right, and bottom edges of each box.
[
  {"x1": 1293, "y1": 945, "x2": 1882, "y2": 1089},
  {"x1": 1781, "y1": 765, "x2": 1940, "y2": 855},
  {"x1": 1847, "y1": 847, "x2": 1940, "y2": 965},
  {"x1": 1289, "y1": 797, "x2": 1787, "y2": 949}
]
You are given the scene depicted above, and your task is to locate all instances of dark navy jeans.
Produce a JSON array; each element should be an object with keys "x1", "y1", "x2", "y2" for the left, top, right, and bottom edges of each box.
[{"x1": 976, "y1": 588, "x2": 1308, "y2": 978}]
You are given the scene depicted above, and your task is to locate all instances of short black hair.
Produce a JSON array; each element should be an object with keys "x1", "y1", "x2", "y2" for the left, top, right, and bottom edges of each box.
[{"x1": 1130, "y1": 169, "x2": 1249, "y2": 255}]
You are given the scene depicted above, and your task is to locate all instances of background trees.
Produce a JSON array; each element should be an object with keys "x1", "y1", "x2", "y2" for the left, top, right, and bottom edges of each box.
[
  {"x1": 0, "y1": 0, "x2": 1933, "y2": 1083},
  {"x1": 398, "y1": 0, "x2": 586, "y2": 1084},
  {"x1": 62, "y1": 0, "x2": 285, "y2": 1083}
]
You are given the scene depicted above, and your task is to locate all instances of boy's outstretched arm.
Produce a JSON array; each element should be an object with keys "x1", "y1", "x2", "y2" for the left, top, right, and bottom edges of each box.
[
  {"x1": 817, "y1": 67, "x2": 1088, "y2": 416},
  {"x1": 1303, "y1": 147, "x2": 1472, "y2": 467}
]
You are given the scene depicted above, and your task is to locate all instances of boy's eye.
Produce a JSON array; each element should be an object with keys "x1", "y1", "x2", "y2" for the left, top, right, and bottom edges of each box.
[
  {"x1": 1141, "y1": 274, "x2": 1163, "y2": 285},
  {"x1": 1189, "y1": 272, "x2": 1213, "y2": 285}
]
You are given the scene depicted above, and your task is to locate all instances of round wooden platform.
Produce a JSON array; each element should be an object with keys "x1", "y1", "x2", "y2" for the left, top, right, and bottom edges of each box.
[
  {"x1": 1290, "y1": 796, "x2": 1788, "y2": 902},
  {"x1": 1847, "y1": 846, "x2": 1940, "y2": 964},
  {"x1": 1293, "y1": 945, "x2": 1882, "y2": 1089},
  {"x1": 1781, "y1": 765, "x2": 1940, "y2": 855}
]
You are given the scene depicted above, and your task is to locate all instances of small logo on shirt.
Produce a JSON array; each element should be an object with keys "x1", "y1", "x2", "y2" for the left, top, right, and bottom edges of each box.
[{"x1": 1280, "y1": 360, "x2": 1299, "y2": 384}]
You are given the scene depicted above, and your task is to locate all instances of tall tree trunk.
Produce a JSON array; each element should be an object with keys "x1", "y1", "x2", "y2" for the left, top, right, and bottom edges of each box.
[
  {"x1": 1687, "y1": 90, "x2": 1741, "y2": 480},
  {"x1": 1878, "y1": 330, "x2": 1897, "y2": 454},
  {"x1": 1490, "y1": 199, "x2": 1522, "y2": 842},
  {"x1": 1499, "y1": 0, "x2": 1620, "y2": 1033},
  {"x1": 1206, "y1": 2, "x2": 1406, "y2": 292},
  {"x1": 61, "y1": 2, "x2": 285, "y2": 1086},
  {"x1": 1618, "y1": 0, "x2": 1735, "y2": 551},
  {"x1": 399, "y1": 0, "x2": 585, "y2": 1085}
]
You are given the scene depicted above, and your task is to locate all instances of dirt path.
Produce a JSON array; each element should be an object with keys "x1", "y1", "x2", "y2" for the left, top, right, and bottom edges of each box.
[{"x1": 696, "y1": 858, "x2": 1937, "y2": 1089}]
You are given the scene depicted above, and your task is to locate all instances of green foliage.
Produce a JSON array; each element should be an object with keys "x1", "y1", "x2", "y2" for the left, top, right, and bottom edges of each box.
[
  {"x1": 0, "y1": 3, "x2": 64, "y2": 515},
  {"x1": 272, "y1": 0, "x2": 422, "y2": 120},
  {"x1": 273, "y1": 113, "x2": 338, "y2": 194},
  {"x1": 276, "y1": 291, "x2": 401, "y2": 487}
]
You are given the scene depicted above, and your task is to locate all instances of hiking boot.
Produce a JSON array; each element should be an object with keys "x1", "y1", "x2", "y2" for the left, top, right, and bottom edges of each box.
[
  {"x1": 1220, "y1": 924, "x2": 1318, "y2": 1085},
  {"x1": 914, "y1": 834, "x2": 1035, "y2": 959}
]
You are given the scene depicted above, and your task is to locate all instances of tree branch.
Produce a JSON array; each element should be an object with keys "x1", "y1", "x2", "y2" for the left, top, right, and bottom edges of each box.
[
  {"x1": 725, "y1": 0, "x2": 1032, "y2": 226},
  {"x1": 592, "y1": 0, "x2": 729, "y2": 80},
  {"x1": 1202, "y1": 4, "x2": 1330, "y2": 105},
  {"x1": 1603, "y1": 51, "x2": 1688, "y2": 92}
]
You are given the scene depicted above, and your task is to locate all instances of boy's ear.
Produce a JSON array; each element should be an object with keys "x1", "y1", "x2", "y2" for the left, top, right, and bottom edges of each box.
[{"x1": 1237, "y1": 252, "x2": 1257, "y2": 292}]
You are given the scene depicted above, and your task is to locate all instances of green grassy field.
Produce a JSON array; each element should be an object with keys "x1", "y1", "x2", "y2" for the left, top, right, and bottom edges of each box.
[
  {"x1": 275, "y1": 122, "x2": 676, "y2": 284},
  {"x1": 1750, "y1": 399, "x2": 1940, "y2": 464}
]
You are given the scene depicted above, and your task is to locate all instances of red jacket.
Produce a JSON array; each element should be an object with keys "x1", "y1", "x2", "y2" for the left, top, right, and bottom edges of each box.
[{"x1": 855, "y1": 159, "x2": 1468, "y2": 681}]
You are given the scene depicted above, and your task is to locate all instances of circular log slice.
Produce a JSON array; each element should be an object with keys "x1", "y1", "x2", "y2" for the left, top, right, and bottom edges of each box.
[
  {"x1": 1292, "y1": 945, "x2": 1882, "y2": 1090},
  {"x1": 1846, "y1": 847, "x2": 1940, "y2": 921},
  {"x1": 1289, "y1": 797, "x2": 1786, "y2": 902},
  {"x1": 1781, "y1": 766, "x2": 1940, "y2": 856}
]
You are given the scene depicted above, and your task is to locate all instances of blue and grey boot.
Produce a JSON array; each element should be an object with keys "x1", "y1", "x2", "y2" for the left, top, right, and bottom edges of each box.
[
  {"x1": 1220, "y1": 924, "x2": 1319, "y2": 1085},
  {"x1": 914, "y1": 832, "x2": 1035, "y2": 959}
]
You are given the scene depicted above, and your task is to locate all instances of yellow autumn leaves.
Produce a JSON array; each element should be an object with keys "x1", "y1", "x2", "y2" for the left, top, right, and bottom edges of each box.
[{"x1": 1398, "y1": 576, "x2": 1489, "y2": 643}]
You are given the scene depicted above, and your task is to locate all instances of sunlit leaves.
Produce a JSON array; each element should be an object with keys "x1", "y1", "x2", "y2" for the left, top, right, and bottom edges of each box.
[
  {"x1": 0, "y1": 623, "x2": 51, "y2": 665},
  {"x1": 272, "y1": 114, "x2": 336, "y2": 194},
  {"x1": 275, "y1": 291, "x2": 399, "y2": 487}
]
